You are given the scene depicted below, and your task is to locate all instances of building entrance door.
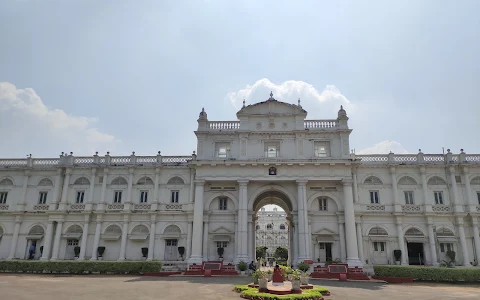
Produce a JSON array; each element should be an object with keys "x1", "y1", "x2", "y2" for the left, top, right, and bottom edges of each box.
[
  {"x1": 407, "y1": 242, "x2": 424, "y2": 265},
  {"x1": 65, "y1": 239, "x2": 79, "y2": 259},
  {"x1": 318, "y1": 243, "x2": 333, "y2": 262},
  {"x1": 164, "y1": 239, "x2": 178, "y2": 261}
]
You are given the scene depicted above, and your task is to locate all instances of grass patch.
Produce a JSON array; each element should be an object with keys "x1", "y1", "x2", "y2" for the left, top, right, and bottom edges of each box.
[
  {"x1": 374, "y1": 265, "x2": 480, "y2": 282},
  {"x1": 233, "y1": 285, "x2": 329, "y2": 300}
]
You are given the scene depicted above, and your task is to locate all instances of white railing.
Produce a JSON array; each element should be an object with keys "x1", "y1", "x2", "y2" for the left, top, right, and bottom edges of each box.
[
  {"x1": 208, "y1": 121, "x2": 240, "y2": 130},
  {"x1": 394, "y1": 155, "x2": 417, "y2": 163},
  {"x1": 466, "y1": 155, "x2": 480, "y2": 162},
  {"x1": 33, "y1": 204, "x2": 49, "y2": 211},
  {"x1": 162, "y1": 156, "x2": 192, "y2": 164},
  {"x1": 134, "y1": 204, "x2": 151, "y2": 210},
  {"x1": 69, "y1": 204, "x2": 85, "y2": 211},
  {"x1": 304, "y1": 120, "x2": 338, "y2": 129},
  {"x1": 366, "y1": 205, "x2": 385, "y2": 211},
  {"x1": 110, "y1": 157, "x2": 130, "y2": 164},
  {"x1": 33, "y1": 159, "x2": 59, "y2": 166},
  {"x1": 357, "y1": 155, "x2": 388, "y2": 162},
  {"x1": 165, "y1": 204, "x2": 183, "y2": 211},
  {"x1": 0, "y1": 159, "x2": 27, "y2": 167},
  {"x1": 107, "y1": 204, "x2": 124, "y2": 210},
  {"x1": 74, "y1": 157, "x2": 94, "y2": 165},
  {"x1": 477, "y1": 206, "x2": 480, "y2": 212},
  {"x1": 402, "y1": 205, "x2": 422, "y2": 213},
  {"x1": 0, "y1": 204, "x2": 9, "y2": 211},
  {"x1": 137, "y1": 157, "x2": 157, "y2": 164},
  {"x1": 423, "y1": 155, "x2": 444, "y2": 162},
  {"x1": 432, "y1": 205, "x2": 450, "y2": 213}
]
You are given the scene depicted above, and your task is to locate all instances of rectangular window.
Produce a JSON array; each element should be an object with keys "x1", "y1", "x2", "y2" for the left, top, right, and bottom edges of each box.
[
  {"x1": 319, "y1": 243, "x2": 325, "y2": 250},
  {"x1": 369, "y1": 191, "x2": 379, "y2": 204},
  {"x1": 314, "y1": 141, "x2": 330, "y2": 157},
  {"x1": 139, "y1": 190, "x2": 148, "y2": 203},
  {"x1": 76, "y1": 191, "x2": 85, "y2": 204},
  {"x1": 67, "y1": 239, "x2": 79, "y2": 246},
  {"x1": 434, "y1": 191, "x2": 444, "y2": 205},
  {"x1": 0, "y1": 192, "x2": 7, "y2": 204},
  {"x1": 216, "y1": 241, "x2": 228, "y2": 248},
  {"x1": 319, "y1": 198, "x2": 328, "y2": 211},
  {"x1": 114, "y1": 190, "x2": 122, "y2": 203},
  {"x1": 38, "y1": 192, "x2": 48, "y2": 204},
  {"x1": 404, "y1": 191, "x2": 414, "y2": 205},
  {"x1": 265, "y1": 143, "x2": 280, "y2": 158},
  {"x1": 373, "y1": 242, "x2": 385, "y2": 252},
  {"x1": 166, "y1": 239, "x2": 178, "y2": 246},
  {"x1": 219, "y1": 197, "x2": 227, "y2": 210},
  {"x1": 440, "y1": 243, "x2": 453, "y2": 253},
  {"x1": 215, "y1": 143, "x2": 230, "y2": 158},
  {"x1": 477, "y1": 192, "x2": 480, "y2": 205},
  {"x1": 171, "y1": 190, "x2": 179, "y2": 203}
]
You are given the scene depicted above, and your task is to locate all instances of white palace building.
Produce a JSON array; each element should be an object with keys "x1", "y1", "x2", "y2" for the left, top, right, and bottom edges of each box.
[{"x1": 0, "y1": 93, "x2": 480, "y2": 270}]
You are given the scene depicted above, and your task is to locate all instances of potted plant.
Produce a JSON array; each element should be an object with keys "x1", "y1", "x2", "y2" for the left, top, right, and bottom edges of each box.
[
  {"x1": 393, "y1": 250, "x2": 402, "y2": 265},
  {"x1": 178, "y1": 247, "x2": 185, "y2": 260},
  {"x1": 237, "y1": 261, "x2": 248, "y2": 275},
  {"x1": 141, "y1": 247, "x2": 148, "y2": 259},
  {"x1": 252, "y1": 269, "x2": 263, "y2": 284},
  {"x1": 74, "y1": 246, "x2": 81, "y2": 259},
  {"x1": 300, "y1": 271, "x2": 310, "y2": 285},
  {"x1": 257, "y1": 271, "x2": 268, "y2": 290},
  {"x1": 266, "y1": 269, "x2": 273, "y2": 281},
  {"x1": 297, "y1": 261, "x2": 310, "y2": 273},
  {"x1": 217, "y1": 247, "x2": 224, "y2": 260},
  {"x1": 97, "y1": 246, "x2": 105, "y2": 260},
  {"x1": 290, "y1": 269, "x2": 301, "y2": 291}
]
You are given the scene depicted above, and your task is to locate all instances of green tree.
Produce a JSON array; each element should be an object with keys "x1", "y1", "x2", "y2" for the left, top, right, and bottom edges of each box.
[
  {"x1": 256, "y1": 246, "x2": 268, "y2": 260},
  {"x1": 274, "y1": 247, "x2": 288, "y2": 261}
]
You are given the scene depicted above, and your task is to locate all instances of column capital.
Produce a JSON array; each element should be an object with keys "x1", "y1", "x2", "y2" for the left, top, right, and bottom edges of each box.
[
  {"x1": 472, "y1": 217, "x2": 479, "y2": 226},
  {"x1": 426, "y1": 216, "x2": 434, "y2": 225},
  {"x1": 14, "y1": 215, "x2": 23, "y2": 223},
  {"x1": 103, "y1": 167, "x2": 109, "y2": 174},
  {"x1": 419, "y1": 166, "x2": 426, "y2": 174},
  {"x1": 123, "y1": 214, "x2": 130, "y2": 223},
  {"x1": 395, "y1": 216, "x2": 403, "y2": 224},
  {"x1": 389, "y1": 166, "x2": 396, "y2": 173},
  {"x1": 150, "y1": 214, "x2": 157, "y2": 223},
  {"x1": 155, "y1": 167, "x2": 160, "y2": 174},
  {"x1": 95, "y1": 214, "x2": 104, "y2": 222},
  {"x1": 296, "y1": 179, "x2": 308, "y2": 185},
  {"x1": 462, "y1": 165, "x2": 469, "y2": 174},
  {"x1": 342, "y1": 179, "x2": 353, "y2": 186},
  {"x1": 194, "y1": 179, "x2": 205, "y2": 185},
  {"x1": 65, "y1": 167, "x2": 73, "y2": 175},
  {"x1": 237, "y1": 179, "x2": 249, "y2": 186},
  {"x1": 456, "y1": 216, "x2": 465, "y2": 226},
  {"x1": 91, "y1": 167, "x2": 97, "y2": 175},
  {"x1": 83, "y1": 214, "x2": 90, "y2": 222},
  {"x1": 24, "y1": 170, "x2": 31, "y2": 176},
  {"x1": 448, "y1": 165, "x2": 456, "y2": 174},
  {"x1": 128, "y1": 167, "x2": 135, "y2": 174}
]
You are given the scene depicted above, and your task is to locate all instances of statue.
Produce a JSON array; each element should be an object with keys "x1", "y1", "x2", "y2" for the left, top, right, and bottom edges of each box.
[{"x1": 272, "y1": 265, "x2": 284, "y2": 286}]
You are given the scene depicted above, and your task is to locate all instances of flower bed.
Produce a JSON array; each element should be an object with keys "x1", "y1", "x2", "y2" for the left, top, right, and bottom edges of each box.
[
  {"x1": 233, "y1": 285, "x2": 329, "y2": 300},
  {"x1": 0, "y1": 260, "x2": 162, "y2": 275},
  {"x1": 374, "y1": 265, "x2": 480, "y2": 283}
]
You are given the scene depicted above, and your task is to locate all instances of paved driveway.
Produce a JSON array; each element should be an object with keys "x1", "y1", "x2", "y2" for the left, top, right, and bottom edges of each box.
[{"x1": 0, "y1": 274, "x2": 479, "y2": 300}]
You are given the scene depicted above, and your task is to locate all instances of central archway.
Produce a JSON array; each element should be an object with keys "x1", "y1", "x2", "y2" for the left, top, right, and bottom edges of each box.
[{"x1": 251, "y1": 187, "x2": 295, "y2": 267}]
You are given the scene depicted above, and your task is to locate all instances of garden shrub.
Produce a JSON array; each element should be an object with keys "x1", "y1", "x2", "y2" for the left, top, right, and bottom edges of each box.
[
  {"x1": 234, "y1": 285, "x2": 329, "y2": 300},
  {"x1": 0, "y1": 260, "x2": 162, "y2": 275},
  {"x1": 374, "y1": 265, "x2": 480, "y2": 282}
]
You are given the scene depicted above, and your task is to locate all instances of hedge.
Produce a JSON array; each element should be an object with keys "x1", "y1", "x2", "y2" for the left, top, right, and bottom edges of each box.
[
  {"x1": 0, "y1": 260, "x2": 162, "y2": 275},
  {"x1": 233, "y1": 285, "x2": 329, "y2": 300},
  {"x1": 374, "y1": 265, "x2": 480, "y2": 282}
]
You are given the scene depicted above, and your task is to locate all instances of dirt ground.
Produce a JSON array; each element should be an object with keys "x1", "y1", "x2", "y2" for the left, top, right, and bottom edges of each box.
[{"x1": 1, "y1": 274, "x2": 479, "y2": 300}]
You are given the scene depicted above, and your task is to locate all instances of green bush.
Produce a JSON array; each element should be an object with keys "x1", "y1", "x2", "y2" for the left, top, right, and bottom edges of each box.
[
  {"x1": 0, "y1": 260, "x2": 162, "y2": 275},
  {"x1": 374, "y1": 265, "x2": 480, "y2": 282},
  {"x1": 297, "y1": 262, "x2": 310, "y2": 272},
  {"x1": 233, "y1": 285, "x2": 328, "y2": 300}
]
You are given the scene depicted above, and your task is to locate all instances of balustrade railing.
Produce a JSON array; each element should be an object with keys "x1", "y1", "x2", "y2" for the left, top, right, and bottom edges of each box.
[
  {"x1": 165, "y1": 204, "x2": 183, "y2": 211},
  {"x1": 304, "y1": 120, "x2": 338, "y2": 129},
  {"x1": 33, "y1": 204, "x2": 49, "y2": 211},
  {"x1": 74, "y1": 157, "x2": 94, "y2": 165},
  {"x1": 366, "y1": 204, "x2": 385, "y2": 211},
  {"x1": 68, "y1": 204, "x2": 85, "y2": 211},
  {"x1": 0, "y1": 204, "x2": 9, "y2": 211},
  {"x1": 432, "y1": 205, "x2": 450, "y2": 213},
  {"x1": 208, "y1": 121, "x2": 240, "y2": 130},
  {"x1": 402, "y1": 205, "x2": 422, "y2": 213},
  {"x1": 107, "y1": 204, "x2": 124, "y2": 210},
  {"x1": 134, "y1": 204, "x2": 151, "y2": 210}
]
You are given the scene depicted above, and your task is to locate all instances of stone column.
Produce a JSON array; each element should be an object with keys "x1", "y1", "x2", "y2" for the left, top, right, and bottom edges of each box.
[
  {"x1": 390, "y1": 167, "x2": 402, "y2": 212},
  {"x1": 202, "y1": 221, "x2": 209, "y2": 261},
  {"x1": 234, "y1": 216, "x2": 238, "y2": 261},
  {"x1": 86, "y1": 168, "x2": 96, "y2": 211},
  {"x1": 78, "y1": 215, "x2": 90, "y2": 260},
  {"x1": 449, "y1": 166, "x2": 463, "y2": 212},
  {"x1": 237, "y1": 180, "x2": 249, "y2": 261},
  {"x1": 296, "y1": 180, "x2": 307, "y2": 262},
  {"x1": 51, "y1": 220, "x2": 64, "y2": 260},
  {"x1": 301, "y1": 181, "x2": 310, "y2": 259},
  {"x1": 342, "y1": 180, "x2": 361, "y2": 266},
  {"x1": 338, "y1": 221, "x2": 346, "y2": 262},
  {"x1": 293, "y1": 216, "x2": 299, "y2": 265},
  {"x1": 426, "y1": 218, "x2": 438, "y2": 266},
  {"x1": 186, "y1": 219, "x2": 193, "y2": 259},
  {"x1": 189, "y1": 180, "x2": 205, "y2": 264},
  {"x1": 189, "y1": 169, "x2": 195, "y2": 203},
  {"x1": 49, "y1": 169, "x2": 63, "y2": 211},
  {"x1": 17, "y1": 171, "x2": 30, "y2": 211},
  {"x1": 58, "y1": 168, "x2": 72, "y2": 211},
  {"x1": 97, "y1": 168, "x2": 108, "y2": 211},
  {"x1": 118, "y1": 215, "x2": 129, "y2": 261},
  {"x1": 248, "y1": 217, "x2": 254, "y2": 262},
  {"x1": 7, "y1": 216, "x2": 22, "y2": 260},
  {"x1": 356, "y1": 221, "x2": 365, "y2": 263},
  {"x1": 352, "y1": 168, "x2": 359, "y2": 203},
  {"x1": 90, "y1": 215, "x2": 103, "y2": 260},
  {"x1": 147, "y1": 215, "x2": 156, "y2": 261},
  {"x1": 126, "y1": 167, "x2": 134, "y2": 203},
  {"x1": 40, "y1": 221, "x2": 55, "y2": 260},
  {"x1": 420, "y1": 167, "x2": 432, "y2": 212},
  {"x1": 396, "y1": 216, "x2": 407, "y2": 265},
  {"x1": 151, "y1": 168, "x2": 160, "y2": 211},
  {"x1": 471, "y1": 217, "x2": 480, "y2": 265},
  {"x1": 462, "y1": 166, "x2": 476, "y2": 211},
  {"x1": 457, "y1": 217, "x2": 471, "y2": 267}
]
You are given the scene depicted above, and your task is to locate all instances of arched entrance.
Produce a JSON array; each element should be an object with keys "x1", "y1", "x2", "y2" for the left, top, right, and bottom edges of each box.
[{"x1": 252, "y1": 189, "x2": 295, "y2": 266}]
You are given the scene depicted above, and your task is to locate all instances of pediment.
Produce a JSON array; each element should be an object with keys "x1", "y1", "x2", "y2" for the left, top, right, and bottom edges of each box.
[
  {"x1": 237, "y1": 94, "x2": 307, "y2": 117},
  {"x1": 312, "y1": 228, "x2": 337, "y2": 236},
  {"x1": 210, "y1": 226, "x2": 234, "y2": 234}
]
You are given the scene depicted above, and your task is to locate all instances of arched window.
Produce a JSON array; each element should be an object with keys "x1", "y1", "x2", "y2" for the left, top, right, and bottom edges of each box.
[
  {"x1": 0, "y1": 226, "x2": 3, "y2": 237},
  {"x1": 0, "y1": 178, "x2": 13, "y2": 186},
  {"x1": 164, "y1": 225, "x2": 181, "y2": 235},
  {"x1": 471, "y1": 176, "x2": 480, "y2": 185},
  {"x1": 405, "y1": 228, "x2": 424, "y2": 237},
  {"x1": 132, "y1": 225, "x2": 149, "y2": 235},
  {"x1": 74, "y1": 177, "x2": 90, "y2": 185},
  {"x1": 38, "y1": 178, "x2": 53, "y2": 186},
  {"x1": 364, "y1": 176, "x2": 383, "y2": 185},
  {"x1": 111, "y1": 177, "x2": 128, "y2": 185},
  {"x1": 104, "y1": 225, "x2": 122, "y2": 236},
  {"x1": 398, "y1": 176, "x2": 417, "y2": 185},
  {"x1": 427, "y1": 176, "x2": 447, "y2": 185},
  {"x1": 436, "y1": 228, "x2": 455, "y2": 237},
  {"x1": 29, "y1": 225, "x2": 45, "y2": 236},
  {"x1": 137, "y1": 176, "x2": 154, "y2": 185},
  {"x1": 368, "y1": 227, "x2": 388, "y2": 236},
  {"x1": 66, "y1": 225, "x2": 83, "y2": 234},
  {"x1": 167, "y1": 176, "x2": 184, "y2": 185},
  {"x1": 279, "y1": 224, "x2": 286, "y2": 230}
]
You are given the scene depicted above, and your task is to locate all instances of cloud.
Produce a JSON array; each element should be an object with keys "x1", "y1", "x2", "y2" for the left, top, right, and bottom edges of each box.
[
  {"x1": 357, "y1": 140, "x2": 409, "y2": 154},
  {"x1": 225, "y1": 78, "x2": 354, "y2": 119},
  {"x1": 0, "y1": 82, "x2": 120, "y2": 157}
]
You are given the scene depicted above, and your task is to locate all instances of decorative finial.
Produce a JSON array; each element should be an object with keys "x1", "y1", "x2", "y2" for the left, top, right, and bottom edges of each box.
[
  {"x1": 132, "y1": 151, "x2": 135, "y2": 155},
  {"x1": 70, "y1": 152, "x2": 73, "y2": 155},
  {"x1": 61, "y1": 152, "x2": 64, "y2": 155},
  {"x1": 270, "y1": 91, "x2": 273, "y2": 98},
  {"x1": 461, "y1": 148, "x2": 464, "y2": 152},
  {"x1": 158, "y1": 151, "x2": 161, "y2": 155},
  {"x1": 298, "y1": 98, "x2": 301, "y2": 106},
  {"x1": 419, "y1": 149, "x2": 422, "y2": 152},
  {"x1": 202, "y1": 107, "x2": 204, "y2": 112},
  {"x1": 106, "y1": 151, "x2": 110, "y2": 155},
  {"x1": 95, "y1": 151, "x2": 98, "y2": 155},
  {"x1": 340, "y1": 105, "x2": 343, "y2": 110},
  {"x1": 242, "y1": 99, "x2": 245, "y2": 108}
]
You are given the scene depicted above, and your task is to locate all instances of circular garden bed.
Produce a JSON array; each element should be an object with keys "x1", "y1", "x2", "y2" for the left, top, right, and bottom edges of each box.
[{"x1": 233, "y1": 285, "x2": 330, "y2": 300}]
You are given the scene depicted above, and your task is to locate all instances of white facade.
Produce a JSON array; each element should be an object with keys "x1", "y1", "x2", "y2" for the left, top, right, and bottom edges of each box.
[
  {"x1": 1, "y1": 93, "x2": 480, "y2": 269},
  {"x1": 256, "y1": 207, "x2": 289, "y2": 258}
]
